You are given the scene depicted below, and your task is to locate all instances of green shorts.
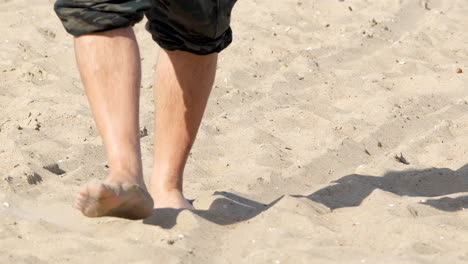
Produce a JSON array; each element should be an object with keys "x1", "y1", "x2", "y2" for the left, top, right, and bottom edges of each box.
[{"x1": 54, "y1": 0, "x2": 237, "y2": 55}]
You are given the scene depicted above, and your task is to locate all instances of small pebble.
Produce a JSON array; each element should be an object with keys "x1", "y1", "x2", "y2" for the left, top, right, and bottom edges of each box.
[
  {"x1": 456, "y1": 67, "x2": 463, "y2": 73},
  {"x1": 3, "y1": 202, "x2": 10, "y2": 208},
  {"x1": 178, "y1": 234, "x2": 185, "y2": 238}
]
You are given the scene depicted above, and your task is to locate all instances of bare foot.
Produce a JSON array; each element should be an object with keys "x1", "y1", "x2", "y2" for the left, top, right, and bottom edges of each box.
[
  {"x1": 152, "y1": 189, "x2": 194, "y2": 209},
  {"x1": 76, "y1": 182, "x2": 154, "y2": 220}
]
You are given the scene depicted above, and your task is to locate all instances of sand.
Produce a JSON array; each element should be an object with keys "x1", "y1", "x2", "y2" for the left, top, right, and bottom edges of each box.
[{"x1": 1, "y1": 0, "x2": 468, "y2": 263}]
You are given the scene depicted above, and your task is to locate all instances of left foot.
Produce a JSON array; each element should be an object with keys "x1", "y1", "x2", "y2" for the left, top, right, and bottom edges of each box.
[{"x1": 75, "y1": 182, "x2": 154, "y2": 220}]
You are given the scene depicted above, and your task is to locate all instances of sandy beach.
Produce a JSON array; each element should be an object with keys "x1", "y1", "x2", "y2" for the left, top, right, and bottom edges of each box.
[{"x1": 1, "y1": 0, "x2": 468, "y2": 263}]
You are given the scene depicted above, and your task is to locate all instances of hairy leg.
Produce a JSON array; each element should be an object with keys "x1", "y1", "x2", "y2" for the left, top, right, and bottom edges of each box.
[
  {"x1": 150, "y1": 50, "x2": 217, "y2": 209},
  {"x1": 74, "y1": 27, "x2": 153, "y2": 219}
]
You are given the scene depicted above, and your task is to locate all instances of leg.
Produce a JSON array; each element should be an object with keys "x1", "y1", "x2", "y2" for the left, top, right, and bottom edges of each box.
[
  {"x1": 73, "y1": 27, "x2": 153, "y2": 219},
  {"x1": 150, "y1": 49, "x2": 217, "y2": 208}
]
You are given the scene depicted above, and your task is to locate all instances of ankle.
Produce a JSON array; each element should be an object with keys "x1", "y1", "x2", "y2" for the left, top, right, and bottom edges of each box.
[
  {"x1": 150, "y1": 183, "x2": 183, "y2": 196},
  {"x1": 106, "y1": 159, "x2": 142, "y2": 179},
  {"x1": 106, "y1": 168, "x2": 143, "y2": 185},
  {"x1": 107, "y1": 150, "x2": 142, "y2": 175},
  {"x1": 151, "y1": 185, "x2": 182, "y2": 193},
  {"x1": 150, "y1": 172, "x2": 183, "y2": 193}
]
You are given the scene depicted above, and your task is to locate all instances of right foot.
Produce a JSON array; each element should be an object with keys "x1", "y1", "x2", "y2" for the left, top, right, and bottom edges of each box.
[
  {"x1": 76, "y1": 182, "x2": 154, "y2": 220},
  {"x1": 151, "y1": 189, "x2": 194, "y2": 209}
]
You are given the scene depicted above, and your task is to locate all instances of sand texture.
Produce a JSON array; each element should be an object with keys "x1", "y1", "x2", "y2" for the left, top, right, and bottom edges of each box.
[{"x1": 1, "y1": 0, "x2": 468, "y2": 263}]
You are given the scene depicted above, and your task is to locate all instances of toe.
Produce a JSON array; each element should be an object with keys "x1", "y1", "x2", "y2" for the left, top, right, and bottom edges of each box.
[
  {"x1": 79, "y1": 187, "x2": 89, "y2": 196},
  {"x1": 76, "y1": 194, "x2": 86, "y2": 205}
]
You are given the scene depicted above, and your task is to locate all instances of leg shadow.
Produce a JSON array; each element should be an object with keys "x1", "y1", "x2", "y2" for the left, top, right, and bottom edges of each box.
[
  {"x1": 301, "y1": 163, "x2": 468, "y2": 210},
  {"x1": 143, "y1": 191, "x2": 282, "y2": 228},
  {"x1": 422, "y1": 196, "x2": 468, "y2": 211},
  {"x1": 144, "y1": 164, "x2": 468, "y2": 228}
]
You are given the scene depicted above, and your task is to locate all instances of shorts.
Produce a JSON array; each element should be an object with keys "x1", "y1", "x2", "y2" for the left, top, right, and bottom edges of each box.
[{"x1": 54, "y1": 0, "x2": 237, "y2": 55}]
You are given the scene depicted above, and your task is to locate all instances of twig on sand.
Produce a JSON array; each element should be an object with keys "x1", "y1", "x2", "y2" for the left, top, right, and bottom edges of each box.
[{"x1": 394, "y1": 153, "x2": 410, "y2": 165}]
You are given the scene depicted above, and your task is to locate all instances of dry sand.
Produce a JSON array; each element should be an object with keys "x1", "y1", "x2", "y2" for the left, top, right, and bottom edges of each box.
[{"x1": 1, "y1": 0, "x2": 468, "y2": 263}]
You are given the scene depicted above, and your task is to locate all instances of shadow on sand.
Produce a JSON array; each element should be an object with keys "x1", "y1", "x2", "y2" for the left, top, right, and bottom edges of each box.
[
  {"x1": 144, "y1": 164, "x2": 468, "y2": 228},
  {"x1": 143, "y1": 192, "x2": 283, "y2": 228}
]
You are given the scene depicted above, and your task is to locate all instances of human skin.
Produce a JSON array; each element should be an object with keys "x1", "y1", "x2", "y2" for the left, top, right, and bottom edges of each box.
[{"x1": 74, "y1": 27, "x2": 216, "y2": 219}]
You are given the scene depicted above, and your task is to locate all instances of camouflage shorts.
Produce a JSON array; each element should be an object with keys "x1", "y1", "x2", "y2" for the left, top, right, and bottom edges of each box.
[{"x1": 54, "y1": 0, "x2": 237, "y2": 55}]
